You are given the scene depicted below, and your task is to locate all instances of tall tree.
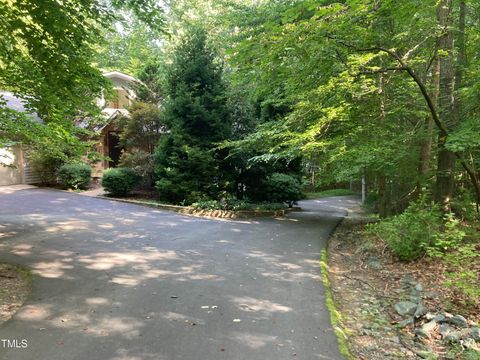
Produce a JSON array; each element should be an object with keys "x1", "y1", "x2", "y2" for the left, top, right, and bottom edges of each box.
[{"x1": 154, "y1": 26, "x2": 231, "y2": 203}]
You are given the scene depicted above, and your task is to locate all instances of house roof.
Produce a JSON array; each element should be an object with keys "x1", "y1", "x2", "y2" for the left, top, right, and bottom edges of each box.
[
  {"x1": 0, "y1": 91, "x2": 42, "y2": 122},
  {"x1": 102, "y1": 71, "x2": 139, "y2": 83}
]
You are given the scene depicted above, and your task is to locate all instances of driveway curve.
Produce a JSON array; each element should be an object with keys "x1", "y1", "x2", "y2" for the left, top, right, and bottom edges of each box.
[{"x1": 0, "y1": 187, "x2": 359, "y2": 360}]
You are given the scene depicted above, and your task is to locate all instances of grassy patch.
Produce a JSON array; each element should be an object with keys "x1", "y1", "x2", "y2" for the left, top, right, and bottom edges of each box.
[
  {"x1": 320, "y1": 249, "x2": 354, "y2": 359},
  {"x1": 306, "y1": 189, "x2": 358, "y2": 199}
]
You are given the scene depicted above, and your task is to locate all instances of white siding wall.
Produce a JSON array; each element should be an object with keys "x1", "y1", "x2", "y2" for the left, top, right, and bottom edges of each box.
[{"x1": 0, "y1": 146, "x2": 23, "y2": 186}]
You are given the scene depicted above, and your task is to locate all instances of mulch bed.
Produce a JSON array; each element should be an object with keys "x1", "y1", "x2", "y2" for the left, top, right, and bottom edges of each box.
[{"x1": 0, "y1": 263, "x2": 30, "y2": 325}]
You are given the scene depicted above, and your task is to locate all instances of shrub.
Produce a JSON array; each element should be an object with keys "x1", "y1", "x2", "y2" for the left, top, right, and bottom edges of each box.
[
  {"x1": 118, "y1": 150, "x2": 154, "y2": 179},
  {"x1": 263, "y1": 173, "x2": 304, "y2": 204},
  {"x1": 191, "y1": 198, "x2": 287, "y2": 211},
  {"x1": 366, "y1": 197, "x2": 442, "y2": 261},
  {"x1": 102, "y1": 168, "x2": 141, "y2": 196},
  {"x1": 29, "y1": 150, "x2": 65, "y2": 185},
  {"x1": 58, "y1": 163, "x2": 91, "y2": 190}
]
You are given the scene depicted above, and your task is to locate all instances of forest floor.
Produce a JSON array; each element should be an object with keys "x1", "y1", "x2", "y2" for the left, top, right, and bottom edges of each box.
[
  {"x1": 327, "y1": 217, "x2": 480, "y2": 360},
  {"x1": 0, "y1": 263, "x2": 31, "y2": 326}
]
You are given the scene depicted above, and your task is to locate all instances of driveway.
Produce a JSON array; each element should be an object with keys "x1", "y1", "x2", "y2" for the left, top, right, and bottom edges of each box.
[{"x1": 0, "y1": 187, "x2": 359, "y2": 360}]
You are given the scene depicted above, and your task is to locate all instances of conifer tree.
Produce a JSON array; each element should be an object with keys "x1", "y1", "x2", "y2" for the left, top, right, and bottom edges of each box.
[{"x1": 154, "y1": 27, "x2": 231, "y2": 203}]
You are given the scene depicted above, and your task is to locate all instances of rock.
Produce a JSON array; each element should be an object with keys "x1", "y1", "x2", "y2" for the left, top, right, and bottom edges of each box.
[
  {"x1": 409, "y1": 295, "x2": 422, "y2": 303},
  {"x1": 444, "y1": 331, "x2": 461, "y2": 343},
  {"x1": 447, "y1": 315, "x2": 468, "y2": 328},
  {"x1": 425, "y1": 313, "x2": 437, "y2": 320},
  {"x1": 439, "y1": 323, "x2": 453, "y2": 337},
  {"x1": 432, "y1": 315, "x2": 445, "y2": 323},
  {"x1": 394, "y1": 301, "x2": 418, "y2": 316},
  {"x1": 442, "y1": 312, "x2": 454, "y2": 319},
  {"x1": 401, "y1": 274, "x2": 417, "y2": 287},
  {"x1": 367, "y1": 257, "x2": 383, "y2": 270},
  {"x1": 414, "y1": 283, "x2": 424, "y2": 292},
  {"x1": 468, "y1": 327, "x2": 480, "y2": 341},
  {"x1": 415, "y1": 328, "x2": 430, "y2": 338},
  {"x1": 462, "y1": 338, "x2": 479, "y2": 350},
  {"x1": 398, "y1": 317, "x2": 414, "y2": 328},
  {"x1": 414, "y1": 304, "x2": 428, "y2": 318},
  {"x1": 422, "y1": 320, "x2": 437, "y2": 334}
]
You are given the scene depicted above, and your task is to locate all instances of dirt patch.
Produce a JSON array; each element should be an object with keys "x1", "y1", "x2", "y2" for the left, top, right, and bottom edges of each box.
[
  {"x1": 0, "y1": 263, "x2": 31, "y2": 325},
  {"x1": 326, "y1": 217, "x2": 479, "y2": 360}
]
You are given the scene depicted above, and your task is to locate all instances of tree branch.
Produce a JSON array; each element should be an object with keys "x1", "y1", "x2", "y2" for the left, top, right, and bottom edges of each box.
[{"x1": 330, "y1": 36, "x2": 480, "y2": 207}]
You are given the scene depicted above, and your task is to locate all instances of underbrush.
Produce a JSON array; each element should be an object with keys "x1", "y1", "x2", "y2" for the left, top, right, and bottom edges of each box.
[{"x1": 366, "y1": 195, "x2": 479, "y2": 307}]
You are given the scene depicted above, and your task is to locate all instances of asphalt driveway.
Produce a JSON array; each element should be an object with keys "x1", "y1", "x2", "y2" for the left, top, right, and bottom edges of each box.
[{"x1": 0, "y1": 187, "x2": 359, "y2": 360}]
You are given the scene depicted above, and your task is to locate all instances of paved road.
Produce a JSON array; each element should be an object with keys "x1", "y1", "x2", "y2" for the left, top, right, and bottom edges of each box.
[{"x1": 0, "y1": 187, "x2": 359, "y2": 360}]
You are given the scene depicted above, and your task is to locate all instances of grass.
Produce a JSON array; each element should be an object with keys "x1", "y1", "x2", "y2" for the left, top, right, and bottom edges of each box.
[
  {"x1": 306, "y1": 189, "x2": 358, "y2": 199},
  {"x1": 320, "y1": 249, "x2": 354, "y2": 359}
]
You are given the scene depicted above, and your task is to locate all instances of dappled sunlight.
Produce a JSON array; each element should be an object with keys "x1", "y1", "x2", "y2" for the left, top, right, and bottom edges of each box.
[
  {"x1": 0, "y1": 190, "x2": 355, "y2": 358},
  {"x1": 16, "y1": 304, "x2": 53, "y2": 321},
  {"x1": 231, "y1": 332, "x2": 278, "y2": 349},
  {"x1": 77, "y1": 250, "x2": 178, "y2": 271},
  {"x1": 89, "y1": 316, "x2": 145, "y2": 338},
  {"x1": 46, "y1": 220, "x2": 90, "y2": 232},
  {"x1": 85, "y1": 297, "x2": 110, "y2": 306},
  {"x1": 10, "y1": 244, "x2": 33, "y2": 256},
  {"x1": 230, "y1": 296, "x2": 292, "y2": 314},
  {"x1": 31, "y1": 259, "x2": 75, "y2": 278},
  {"x1": 111, "y1": 348, "x2": 167, "y2": 360}
]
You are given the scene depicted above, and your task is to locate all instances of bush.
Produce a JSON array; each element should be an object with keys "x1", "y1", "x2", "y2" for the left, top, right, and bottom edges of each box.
[
  {"x1": 191, "y1": 198, "x2": 287, "y2": 211},
  {"x1": 58, "y1": 163, "x2": 91, "y2": 190},
  {"x1": 263, "y1": 173, "x2": 304, "y2": 204},
  {"x1": 102, "y1": 168, "x2": 141, "y2": 196},
  {"x1": 118, "y1": 150, "x2": 154, "y2": 179},
  {"x1": 367, "y1": 197, "x2": 442, "y2": 261},
  {"x1": 29, "y1": 150, "x2": 65, "y2": 185}
]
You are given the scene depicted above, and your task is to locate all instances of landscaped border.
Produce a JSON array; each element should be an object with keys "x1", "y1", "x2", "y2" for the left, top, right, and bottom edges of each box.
[
  {"x1": 98, "y1": 196, "x2": 301, "y2": 219},
  {"x1": 320, "y1": 247, "x2": 354, "y2": 359}
]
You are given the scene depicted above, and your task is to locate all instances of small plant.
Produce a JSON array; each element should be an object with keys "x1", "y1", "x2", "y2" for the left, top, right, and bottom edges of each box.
[
  {"x1": 58, "y1": 163, "x2": 91, "y2": 190},
  {"x1": 366, "y1": 196, "x2": 442, "y2": 261},
  {"x1": 102, "y1": 167, "x2": 141, "y2": 196},
  {"x1": 263, "y1": 173, "x2": 304, "y2": 205}
]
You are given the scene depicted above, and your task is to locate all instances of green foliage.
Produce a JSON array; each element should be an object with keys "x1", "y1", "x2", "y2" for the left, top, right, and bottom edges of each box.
[
  {"x1": 29, "y1": 151, "x2": 65, "y2": 185},
  {"x1": 306, "y1": 189, "x2": 357, "y2": 199},
  {"x1": 116, "y1": 101, "x2": 164, "y2": 154},
  {"x1": 191, "y1": 199, "x2": 287, "y2": 211},
  {"x1": 102, "y1": 167, "x2": 141, "y2": 196},
  {"x1": 444, "y1": 245, "x2": 480, "y2": 302},
  {"x1": 367, "y1": 198, "x2": 442, "y2": 261},
  {"x1": 118, "y1": 150, "x2": 154, "y2": 180},
  {"x1": 58, "y1": 163, "x2": 92, "y2": 190},
  {"x1": 154, "y1": 26, "x2": 231, "y2": 203},
  {"x1": 263, "y1": 173, "x2": 304, "y2": 204},
  {"x1": 426, "y1": 213, "x2": 466, "y2": 258}
]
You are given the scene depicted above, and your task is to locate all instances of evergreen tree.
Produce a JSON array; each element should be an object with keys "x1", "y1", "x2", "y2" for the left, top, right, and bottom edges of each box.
[{"x1": 154, "y1": 27, "x2": 231, "y2": 203}]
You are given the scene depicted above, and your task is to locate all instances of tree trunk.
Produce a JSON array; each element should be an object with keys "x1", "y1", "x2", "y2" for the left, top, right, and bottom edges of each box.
[
  {"x1": 434, "y1": 0, "x2": 456, "y2": 209},
  {"x1": 418, "y1": 56, "x2": 439, "y2": 178}
]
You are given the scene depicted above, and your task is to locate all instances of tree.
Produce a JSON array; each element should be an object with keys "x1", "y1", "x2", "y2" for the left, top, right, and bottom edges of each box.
[
  {"x1": 224, "y1": 0, "x2": 480, "y2": 213},
  {"x1": 0, "y1": 0, "x2": 165, "y2": 154},
  {"x1": 154, "y1": 26, "x2": 231, "y2": 203}
]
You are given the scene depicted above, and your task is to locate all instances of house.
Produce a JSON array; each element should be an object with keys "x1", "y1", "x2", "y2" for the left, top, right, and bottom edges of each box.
[
  {"x1": 0, "y1": 91, "x2": 41, "y2": 186},
  {"x1": 0, "y1": 71, "x2": 138, "y2": 186},
  {"x1": 91, "y1": 71, "x2": 139, "y2": 180}
]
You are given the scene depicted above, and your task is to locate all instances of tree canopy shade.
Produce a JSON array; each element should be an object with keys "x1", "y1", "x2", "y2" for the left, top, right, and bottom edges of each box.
[{"x1": 224, "y1": 0, "x2": 480, "y2": 213}]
